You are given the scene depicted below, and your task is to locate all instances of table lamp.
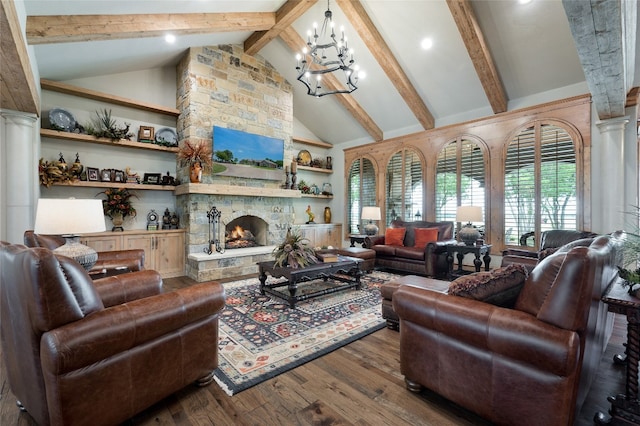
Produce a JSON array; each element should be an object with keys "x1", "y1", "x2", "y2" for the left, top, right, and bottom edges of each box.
[
  {"x1": 34, "y1": 198, "x2": 106, "y2": 270},
  {"x1": 362, "y1": 206, "x2": 381, "y2": 235},
  {"x1": 456, "y1": 205, "x2": 483, "y2": 246}
]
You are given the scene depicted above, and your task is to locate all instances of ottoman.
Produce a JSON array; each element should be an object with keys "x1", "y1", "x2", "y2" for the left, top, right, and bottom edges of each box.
[
  {"x1": 336, "y1": 247, "x2": 376, "y2": 273},
  {"x1": 381, "y1": 275, "x2": 449, "y2": 330}
]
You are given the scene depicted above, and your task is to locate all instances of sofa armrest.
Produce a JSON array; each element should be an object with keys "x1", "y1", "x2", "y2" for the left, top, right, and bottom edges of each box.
[
  {"x1": 40, "y1": 281, "x2": 226, "y2": 373},
  {"x1": 93, "y1": 270, "x2": 163, "y2": 307},
  {"x1": 393, "y1": 286, "x2": 580, "y2": 376},
  {"x1": 92, "y1": 249, "x2": 145, "y2": 274},
  {"x1": 364, "y1": 235, "x2": 385, "y2": 248},
  {"x1": 501, "y1": 248, "x2": 537, "y2": 258},
  {"x1": 500, "y1": 254, "x2": 539, "y2": 272}
]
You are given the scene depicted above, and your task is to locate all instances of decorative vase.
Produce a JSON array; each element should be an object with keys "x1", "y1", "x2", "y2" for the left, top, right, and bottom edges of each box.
[
  {"x1": 190, "y1": 162, "x2": 202, "y2": 183},
  {"x1": 111, "y1": 212, "x2": 124, "y2": 232},
  {"x1": 324, "y1": 206, "x2": 332, "y2": 223}
]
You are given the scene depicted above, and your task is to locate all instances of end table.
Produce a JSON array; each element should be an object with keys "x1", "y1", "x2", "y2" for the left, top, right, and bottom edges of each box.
[{"x1": 446, "y1": 243, "x2": 492, "y2": 279}]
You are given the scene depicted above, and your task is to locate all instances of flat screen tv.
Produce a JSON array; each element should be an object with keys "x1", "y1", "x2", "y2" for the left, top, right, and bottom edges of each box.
[{"x1": 212, "y1": 126, "x2": 284, "y2": 181}]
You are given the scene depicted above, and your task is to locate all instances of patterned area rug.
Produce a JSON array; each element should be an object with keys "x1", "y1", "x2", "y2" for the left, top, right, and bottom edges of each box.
[{"x1": 214, "y1": 270, "x2": 400, "y2": 395}]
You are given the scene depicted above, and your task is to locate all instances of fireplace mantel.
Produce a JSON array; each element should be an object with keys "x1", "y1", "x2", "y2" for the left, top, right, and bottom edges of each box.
[{"x1": 174, "y1": 183, "x2": 301, "y2": 198}]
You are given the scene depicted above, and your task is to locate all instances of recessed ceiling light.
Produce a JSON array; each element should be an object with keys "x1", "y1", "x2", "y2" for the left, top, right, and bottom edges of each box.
[
  {"x1": 165, "y1": 34, "x2": 176, "y2": 43},
  {"x1": 421, "y1": 38, "x2": 433, "y2": 50},
  {"x1": 518, "y1": 0, "x2": 533, "y2": 4}
]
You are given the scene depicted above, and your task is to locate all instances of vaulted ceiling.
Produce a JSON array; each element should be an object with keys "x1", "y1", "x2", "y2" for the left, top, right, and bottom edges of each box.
[{"x1": 2, "y1": 0, "x2": 639, "y2": 145}]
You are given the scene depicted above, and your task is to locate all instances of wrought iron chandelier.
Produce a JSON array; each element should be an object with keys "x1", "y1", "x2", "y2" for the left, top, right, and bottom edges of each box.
[{"x1": 295, "y1": 0, "x2": 363, "y2": 97}]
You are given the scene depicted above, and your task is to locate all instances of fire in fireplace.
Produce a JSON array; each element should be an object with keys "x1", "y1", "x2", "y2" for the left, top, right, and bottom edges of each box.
[{"x1": 225, "y1": 216, "x2": 268, "y2": 249}]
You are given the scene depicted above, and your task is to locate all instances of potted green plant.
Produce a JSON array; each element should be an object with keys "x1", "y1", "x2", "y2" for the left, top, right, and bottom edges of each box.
[
  {"x1": 97, "y1": 187, "x2": 137, "y2": 231},
  {"x1": 272, "y1": 227, "x2": 318, "y2": 268}
]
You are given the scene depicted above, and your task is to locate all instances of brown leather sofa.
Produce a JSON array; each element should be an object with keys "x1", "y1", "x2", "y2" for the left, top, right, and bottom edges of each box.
[
  {"x1": 0, "y1": 242, "x2": 226, "y2": 426},
  {"x1": 501, "y1": 229, "x2": 598, "y2": 272},
  {"x1": 364, "y1": 220, "x2": 455, "y2": 277},
  {"x1": 393, "y1": 233, "x2": 621, "y2": 426},
  {"x1": 24, "y1": 230, "x2": 145, "y2": 276}
]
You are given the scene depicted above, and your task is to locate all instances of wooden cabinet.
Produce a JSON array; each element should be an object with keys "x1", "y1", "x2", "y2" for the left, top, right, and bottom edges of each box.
[
  {"x1": 297, "y1": 224, "x2": 342, "y2": 248},
  {"x1": 81, "y1": 229, "x2": 185, "y2": 278}
]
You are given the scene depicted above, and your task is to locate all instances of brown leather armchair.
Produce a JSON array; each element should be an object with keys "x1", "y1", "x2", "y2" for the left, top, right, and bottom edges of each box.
[
  {"x1": 393, "y1": 234, "x2": 621, "y2": 426},
  {"x1": 0, "y1": 242, "x2": 226, "y2": 426},
  {"x1": 24, "y1": 230, "x2": 145, "y2": 276},
  {"x1": 501, "y1": 229, "x2": 598, "y2": 272}
]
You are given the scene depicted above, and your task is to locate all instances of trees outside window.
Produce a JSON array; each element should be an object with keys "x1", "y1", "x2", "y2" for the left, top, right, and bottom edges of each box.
[
  {"x1": 348, "y1": 158, "x2": 376, "y2": 234},
  {"x1": 504, "y1": 123, "x2": 577, "y2": 247},
  {"x1": 385, "y1": 150, "x2": 423, "y2": 225},
  {"x1": 435, "y1": 138, "x2": 486, "y2": 225}
]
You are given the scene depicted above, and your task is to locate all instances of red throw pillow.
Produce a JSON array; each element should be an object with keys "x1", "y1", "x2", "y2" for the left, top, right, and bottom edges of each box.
[
  {"x1": 385, "y1": 228, "x2": 406, "y2": 246},
  {"x1": 414, "y1": 227, "x2": 439, "y2": 248}
]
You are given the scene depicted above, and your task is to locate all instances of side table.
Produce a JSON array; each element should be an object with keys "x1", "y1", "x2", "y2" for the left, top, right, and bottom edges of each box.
[
  {"x1": 446, "y1": 243, "x2": 492, "y2": 279},
  {"x1": 349, "y1": 234, "x2": 369, "y2": 247},
  {"x1": 595, "y1": 278, "x2": 640, "y2": 425}
]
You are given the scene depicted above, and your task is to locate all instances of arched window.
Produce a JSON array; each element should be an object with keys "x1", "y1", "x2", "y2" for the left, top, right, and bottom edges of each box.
[
  {"x1": 385, "y1": 149, "x2": 423, "y2": 225},
  {"x1": 348, "y1": 158, "x2": 376, "y2": 234},
  {"x1": 504, "y1": 123, "x2": 577, "y2": 247},
  {"x1": 435, "y1": 138, "x2": 486, "y2": 223}
]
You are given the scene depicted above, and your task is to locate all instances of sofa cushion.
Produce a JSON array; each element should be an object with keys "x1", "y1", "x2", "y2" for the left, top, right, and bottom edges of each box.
[
  {"x1": 414, "y1": 227, "x2": 439, "y2": 248},
  {"x1": 394, "y1": 246, "x2": 426, "y2": 261},
  {"x1": 372, "y1": 244, "x2": 397, "y2": 257},
  {"x1": 385, "y1": 228, "x2": 406, "y2": 246},
  {"x1": 448, "y1": 264, "x2": 529, "y2": 307}
]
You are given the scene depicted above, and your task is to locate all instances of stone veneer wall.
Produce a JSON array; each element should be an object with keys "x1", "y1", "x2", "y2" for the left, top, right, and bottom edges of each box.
[{"x1": 175, "y1": 45, "x2": 296, "y2": 281}]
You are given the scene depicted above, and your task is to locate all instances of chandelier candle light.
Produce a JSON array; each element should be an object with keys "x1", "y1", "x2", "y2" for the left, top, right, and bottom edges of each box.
[
  {"x1": 34, "y1": 198, "x2": 106, "y2": 270},
  {"x1": 456, "y1": 205, "x2": 483, "y2": 246},
  {"x1": 295, "y1": 0, "x2": 364, "y2": 97}
]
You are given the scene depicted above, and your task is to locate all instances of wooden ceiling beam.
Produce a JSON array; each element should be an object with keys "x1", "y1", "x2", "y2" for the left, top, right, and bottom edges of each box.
[
  {"x1": 245, "y1": 0, "x2": 317, "y2": 56},
  {"x1": 280, "y1": 26, "x2": 383, "y2": 141},
  {"x1": 447, "y1": 0, "x2": 507, "y2": 114},
  {"x1": 1, "y1": 0, "x2": 39, "y2": 114},
  {"x1": 336, "y1": 0, "x2": 435, "y2": 130},
  {"x1": 26, "y1": 12, "x2": 275, "y2": 44}
]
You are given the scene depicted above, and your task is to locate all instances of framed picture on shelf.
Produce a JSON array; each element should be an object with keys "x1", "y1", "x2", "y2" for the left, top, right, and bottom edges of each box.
[
  {"x1": 138, "y1": 126, "x2": 154, "y2": 142},
  {"x1": 143, "y1": 173, "x2": 161, "y2": 184},
  {"x1": 113, "y1": 170, "x2": 125, "y2": 183},
  {"x1": 100, "y1": 169, "x2": 112, "y2": 182},
  {"x1": 87, "y1": 167, "x2": 99, "y2": 182}
]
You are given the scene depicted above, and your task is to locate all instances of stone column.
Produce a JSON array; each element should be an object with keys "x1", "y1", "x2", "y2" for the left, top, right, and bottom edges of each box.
[
  {"x1": 595, "y1": 116, "x2": 629, "y2": 233},
  {"x1": 0, "y1": 110, "x2": 39, "y2": 243}
]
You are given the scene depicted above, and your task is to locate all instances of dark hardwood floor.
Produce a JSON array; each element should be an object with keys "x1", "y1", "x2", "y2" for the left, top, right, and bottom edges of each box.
[{"x1": 0, "y1": 274, "x2": 629, "y2": 425}]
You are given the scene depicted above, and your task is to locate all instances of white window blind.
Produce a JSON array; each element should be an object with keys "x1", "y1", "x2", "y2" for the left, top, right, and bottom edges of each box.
[
  {"x1": 504, "y1": 124, "x2": 576, "y2": 247},
  {"x1": 436, "y1": 139, "x2": 485, "y2": 223},
  {"x1": 385, "y1": 149, "x2": 423, "y2": 225},
  {"x1": 348, "y1": 158, "x2": 376, "y2": 234}
]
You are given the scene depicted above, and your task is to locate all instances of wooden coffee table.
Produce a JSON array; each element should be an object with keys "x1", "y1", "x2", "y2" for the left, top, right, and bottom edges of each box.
[{"x1": 257, "y1": 256, "x2": 363, "y2": 308}]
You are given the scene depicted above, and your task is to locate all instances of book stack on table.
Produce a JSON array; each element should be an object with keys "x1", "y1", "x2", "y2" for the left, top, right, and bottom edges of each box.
[{"x1": 316, "y1": 252, "x2": 339, "y2": 262}]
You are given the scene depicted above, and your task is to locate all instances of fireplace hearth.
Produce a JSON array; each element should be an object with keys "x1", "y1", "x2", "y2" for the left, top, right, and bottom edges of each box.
[{"x1": 225, "y1": 216, "x2": 267, "y2": 249}]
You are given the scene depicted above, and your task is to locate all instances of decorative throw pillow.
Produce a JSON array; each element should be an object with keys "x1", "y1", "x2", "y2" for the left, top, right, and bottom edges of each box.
[
  {"x1": 385, "y1": 228, "x2": 406, "y2": 246},
  {"x1": 414, "y1": 227, "x2": 439, "y2": 248},
  {"x1": 448, "y1": 264, "x2": 529, "y2": 307}
]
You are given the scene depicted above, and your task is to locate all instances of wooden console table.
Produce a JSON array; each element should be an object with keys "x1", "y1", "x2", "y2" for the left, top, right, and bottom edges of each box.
[
  {"x1": 446, "y1": 243, "x2": 492, "y2": 279},
  {"x1": 595, "y1": 278, "x2": 640, "y2": 425}
]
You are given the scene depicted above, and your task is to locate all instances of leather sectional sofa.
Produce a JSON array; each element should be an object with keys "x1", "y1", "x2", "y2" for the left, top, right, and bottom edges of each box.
[
  {"x1": 393, "y1": 233, "x2": 621, "y2": 425},
  {"x1": 364, "y1": 219, "x2": 455, "y2": 277}
]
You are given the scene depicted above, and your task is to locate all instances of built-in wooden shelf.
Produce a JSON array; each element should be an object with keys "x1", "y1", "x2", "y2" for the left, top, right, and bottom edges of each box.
[
  {"x1": 297, "y1": 165, "x2": 332, "y2": 174},
  {"x1": 41, "y1": 79, "x2": 180, "y2": 117},
  {"x1": 40, "y1": 128, "x2": 179, "y2": 153},
  {"x1": 292, "y1": 136, "x2": 332, "y2": 149},
  {"x1": 174, "y1": 183, "x2": 302, "y2": 198},
  {"x1": 49, "y1": 181, "x2": 175, "y2": 191},
  {"x1": 301, "y1": 194, "x2": 333, "y2": 199}
]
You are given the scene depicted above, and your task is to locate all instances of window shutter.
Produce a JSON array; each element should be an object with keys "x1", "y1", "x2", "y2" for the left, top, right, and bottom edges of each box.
[
  {"x1": 385, "y1": 149, "x2": 423, "y2": 224},
  {"x1": 348, "y1": 158, "x2": 376, "y2": 234}
]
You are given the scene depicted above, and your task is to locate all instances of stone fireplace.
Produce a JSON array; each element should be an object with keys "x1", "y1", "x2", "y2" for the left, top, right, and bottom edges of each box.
[{"x1": 225, "y1": 215, "x2": 267, "y2": 249}]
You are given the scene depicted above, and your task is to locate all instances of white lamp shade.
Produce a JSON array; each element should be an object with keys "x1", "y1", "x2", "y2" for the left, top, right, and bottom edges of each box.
[
  {"x1": 34, "y1": 198, "x2": 106, "y2": 235},
  {"x1": 456, "y1": 206, "x2": 483, "y2": 223},
  {"x1": 361, "y1": 206, "x2": 381, "y2": 221}
]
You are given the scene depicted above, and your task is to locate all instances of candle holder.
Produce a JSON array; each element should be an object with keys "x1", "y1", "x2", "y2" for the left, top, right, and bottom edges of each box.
[
  {"x1": 285, "y1": 171, "x2": 291, "y2": 189},
  {"x1": 290, "y1": 172, "x2": 297, "y2": 190}
]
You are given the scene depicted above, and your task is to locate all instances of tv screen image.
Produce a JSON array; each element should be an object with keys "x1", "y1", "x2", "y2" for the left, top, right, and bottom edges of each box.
[{"x1": 212, "y1": 126, "x2": 285, "y2": 181}]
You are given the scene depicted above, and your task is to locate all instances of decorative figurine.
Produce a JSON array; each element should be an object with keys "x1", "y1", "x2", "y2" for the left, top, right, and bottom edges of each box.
[
  {"x1": 170, "y1": 212, "x2": 179, "y2": 229},
  {"x1": 162, "y1": 208, "x2": 171, "y2": 229},
  {"x1": 70, "y1": 153, "x2": 83, "y2": 178},
  {"x1": 305, "y1": 205, "x2": 315, "y2": 224}
]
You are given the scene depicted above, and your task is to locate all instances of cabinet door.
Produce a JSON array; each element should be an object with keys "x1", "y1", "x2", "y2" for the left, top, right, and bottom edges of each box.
[
  {"x1": 327, "y1": 224, "x2": 342, "y2": 248},
  {"x1": 81, "y1": 235, "x2": 122, "y2": 252},
  {"x1": 123, "y1": 234, "x2": 155, "y2": 270},
  {"x1": 155, "y1": 233, "x2": 185, "y2": 278},
  {"x1": 298, "y1": 225, "x2": 317, "y2": 248}
]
